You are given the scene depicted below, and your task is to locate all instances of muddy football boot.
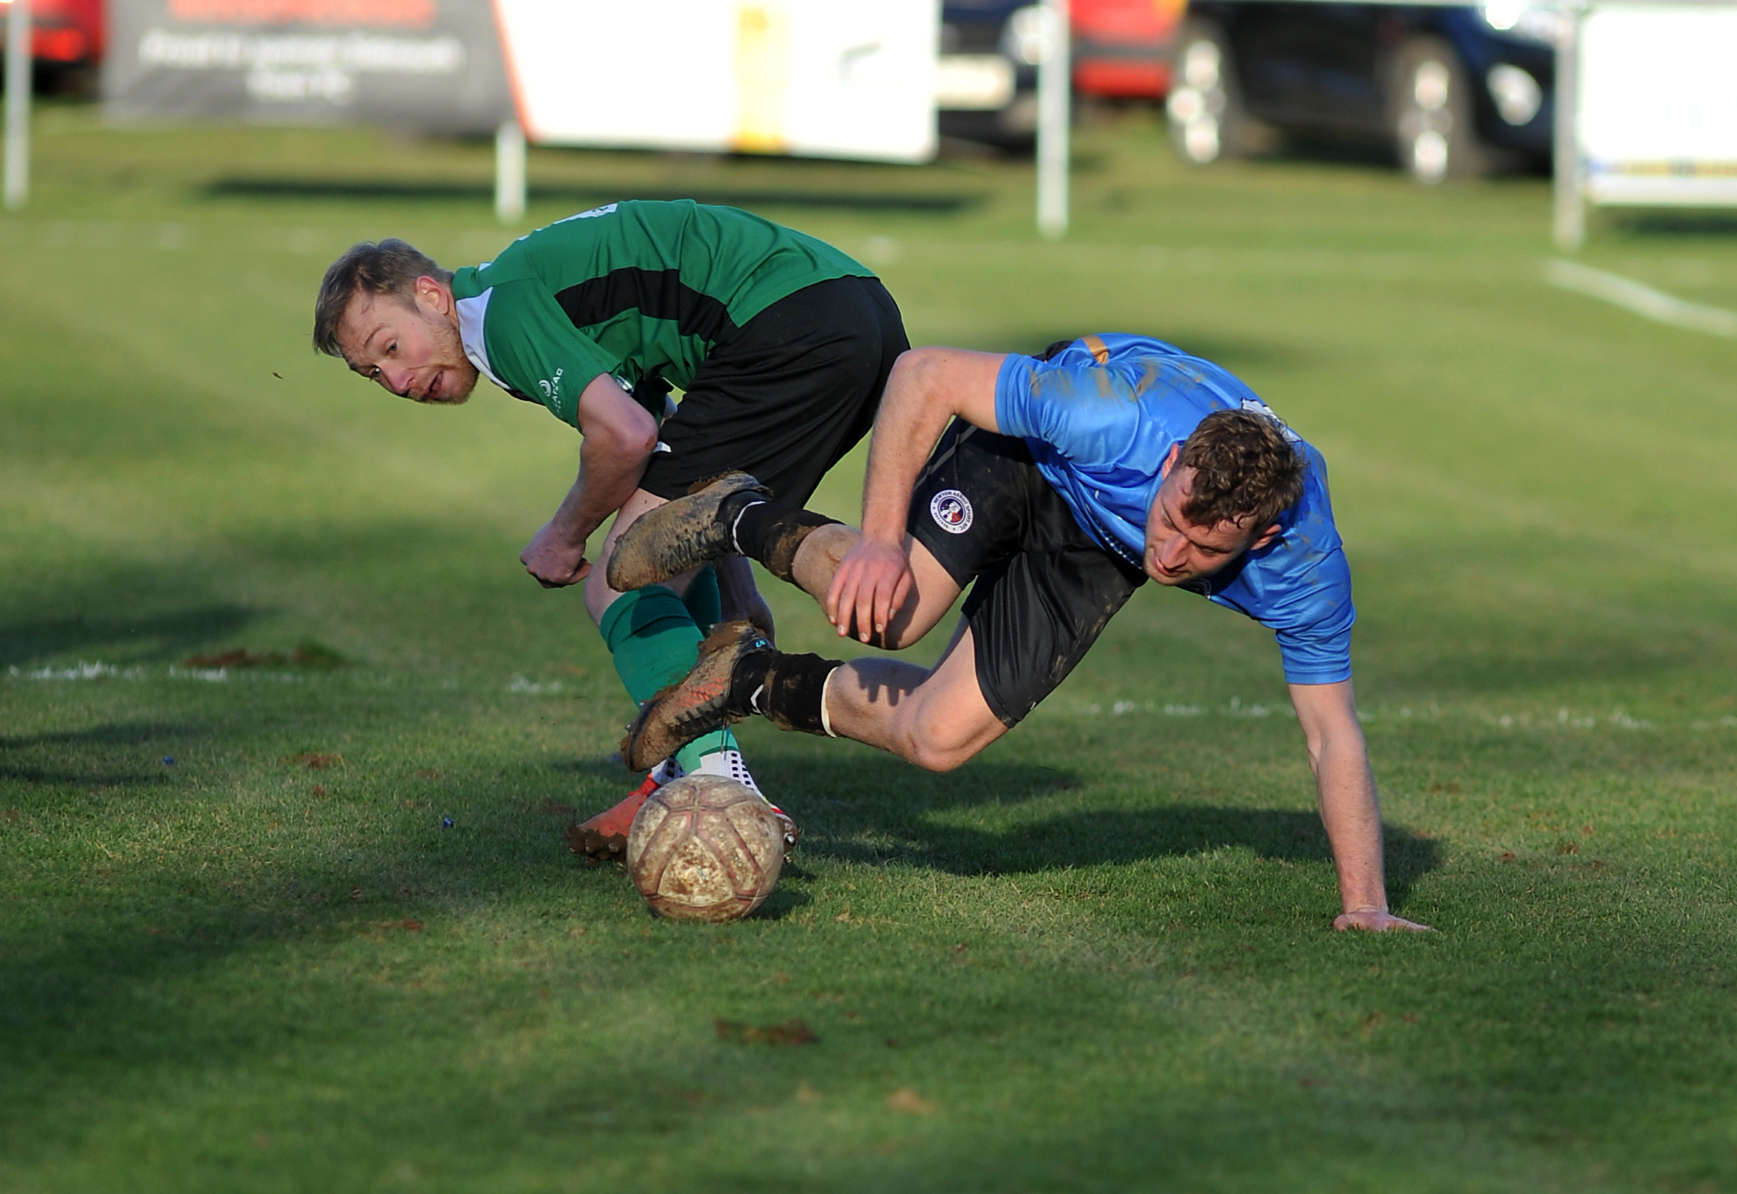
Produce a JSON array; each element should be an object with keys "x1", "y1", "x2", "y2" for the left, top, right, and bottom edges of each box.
[
  {"x1": 606, "y1": 472, "x2": 770, "y2": 592},
  {"x1": 620, "y1": 621, "x2": 772, "y2": 771},
  {"x1": 567, "y1": 762, "x2": 675, "y2": 858}
]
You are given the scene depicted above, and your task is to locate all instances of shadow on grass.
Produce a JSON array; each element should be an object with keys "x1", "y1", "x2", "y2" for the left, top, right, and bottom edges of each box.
[
  {"x1": 1607, "y1": 209, "x2": 1737, "y2": 239},
  {"x1": 0, "y1": 605, "x2": 259, "y2": 668},
  {"x1": 206, "y1": 177, "x2": 985, "y2": 214},
  {"x1": 731, "y1": 755, "x2": 1442, "y2": 905},
  {"x1": 0, "y1": 721, "x2": 203, "y2": 750}
]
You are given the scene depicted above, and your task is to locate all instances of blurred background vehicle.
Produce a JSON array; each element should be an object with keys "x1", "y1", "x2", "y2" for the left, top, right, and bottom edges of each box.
[
  {"x1": 1166, "y1": 0, "x2": 1560, "y2": 181},
  {"x1": 0, "y1": 0, "x2": 105, "y2": 93},
  {"x1": 938, "y1": 0, "x2": 1043, "y2": 148},
  {"x1": 1073, "y1": 0, "x2": 1185, "y2": 103},
  {"x1": 940, "y1": 0, "x2": 1184, "y2": 149}
]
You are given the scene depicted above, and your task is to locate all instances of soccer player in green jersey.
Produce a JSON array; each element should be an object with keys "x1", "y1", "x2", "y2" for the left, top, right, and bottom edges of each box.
[{"x1": 312, "y1": 200, "x2": 909, "y2": 855}]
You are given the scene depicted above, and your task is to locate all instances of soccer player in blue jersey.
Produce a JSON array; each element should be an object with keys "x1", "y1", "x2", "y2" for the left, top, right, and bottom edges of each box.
[{"x1": 607, "y1": 334, "x2": 1430, "y2": 932}]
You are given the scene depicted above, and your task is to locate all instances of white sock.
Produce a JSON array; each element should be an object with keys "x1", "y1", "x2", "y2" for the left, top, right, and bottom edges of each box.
[{"x1": 685, "y1": 747, "x2": 764, "y2": 798}]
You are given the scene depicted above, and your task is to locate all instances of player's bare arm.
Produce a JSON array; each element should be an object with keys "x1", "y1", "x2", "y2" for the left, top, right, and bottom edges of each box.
[
  {"x1": 520, "y1": 372, "x2": 659, "y2": 588},
  {"x1": 1288, "y1": 680, "x2": 1432, "y2": 933},
  {"x1": 829, "y1": 347, "x2": 1006, "y2": 641}
]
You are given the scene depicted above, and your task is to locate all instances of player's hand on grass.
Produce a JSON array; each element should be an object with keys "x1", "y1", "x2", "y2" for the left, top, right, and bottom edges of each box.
[
  {"x1": 520, "y1": 521, "x2": 590, "y2": 588},
  {"x1": 1333, "y1": 908, "x2": 1433, "y2": 933},
  {"x1": 826, "y1": 537, "x2": 913, "y2": 644}
]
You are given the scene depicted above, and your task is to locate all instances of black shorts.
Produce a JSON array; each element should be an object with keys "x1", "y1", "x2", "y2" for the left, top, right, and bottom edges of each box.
[
  {"x1": 908, "y1": 421, "x2": 1148, "y2": 727},
  {"x1": 638, "y1": 275, "x2": 909, "y2": 505}
]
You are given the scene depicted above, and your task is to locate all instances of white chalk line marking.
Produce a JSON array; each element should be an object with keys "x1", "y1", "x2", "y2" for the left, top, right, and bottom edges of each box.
[{"x1": 1545, "y1": 259, "x2": 1737, "y2": 339}]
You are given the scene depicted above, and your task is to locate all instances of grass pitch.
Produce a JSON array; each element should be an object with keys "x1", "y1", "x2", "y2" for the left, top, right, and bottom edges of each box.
[{"x1": 3, "y1": 104, "x2": 1736, "y2": 1192}]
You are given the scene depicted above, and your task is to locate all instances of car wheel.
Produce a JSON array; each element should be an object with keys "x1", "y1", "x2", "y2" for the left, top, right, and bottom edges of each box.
[
  {"x1": 1166, "y1": 19, "x2": 1265, "y2": 164},
  {"x1": 1391, "y1": 38, "x2": 1485, "y2": 183}
]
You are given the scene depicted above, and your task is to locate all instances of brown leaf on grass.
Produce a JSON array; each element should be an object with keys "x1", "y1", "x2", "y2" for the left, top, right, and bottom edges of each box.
[
  {"x1": 1556, "y1": 840, "x2": 1580, "y2": 855},
  {"x1": 713, "y1": 1018, "x2": 816, "y2": 1046},
  {"x1": 886, "y1": 1088, "x2": 935, "y2": 1115},
  {"x1": 400, "y1": 919, "x2": 423, "y2": 932},
  {"x1": 194, "y1": 645, "x2": 349, "y2": 670},
  {"x1": 3, "y1": 808, "x2": 17, "y2": 824},
  {"x1": 186, "y1": 648, "x2": 278, "y2": 668},
  {"x1": 312, "y1": 784, "x2": 328, "y2": 797},
  {"x1": 289, "y1": 752, "x2": 344, "y2": 770},
  {"x1": 414, "y1": 768, "x2": 444, "y2": 780},
  {"x1": 1299, "y1": 1076, "x2": 1321, "y2": 1088},
  {"x1": 1360, "y1": 1011, "x2": 1386, "y2": 1035},
  {"x1": 1498, "y1": 851, "x2": 1516, "y2": 862}
]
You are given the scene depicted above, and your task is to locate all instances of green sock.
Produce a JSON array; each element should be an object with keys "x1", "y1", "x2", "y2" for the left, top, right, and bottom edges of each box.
[
  {"x1": 599, "y1": 586, "x2": 700, "y2": 704},
  {"x1": 682, "y1": 563, "x2": 722, "y2": 631},
  {"x1": 675, "y1": 728, "x2": 736, "y2": 775},
  {"x1": 599, "y1": 584, "x2": 742, "y2": 772}
]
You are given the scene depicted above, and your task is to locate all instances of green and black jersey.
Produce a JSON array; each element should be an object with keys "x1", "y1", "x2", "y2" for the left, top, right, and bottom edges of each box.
[{"x1": 449, "y1": 200, "x2": 874, "y2": 428}]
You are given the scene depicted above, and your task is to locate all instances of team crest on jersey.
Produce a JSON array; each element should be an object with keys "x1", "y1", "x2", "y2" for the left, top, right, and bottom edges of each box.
[{"x1": 930, "y1": 489, "x2": 974, "y2": 534}]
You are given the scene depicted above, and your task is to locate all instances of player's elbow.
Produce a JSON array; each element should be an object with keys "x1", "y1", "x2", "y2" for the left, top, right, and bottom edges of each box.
[
  {"x1": 888, "y1": 347, "x2": 949, "y2": 402},
  {"x1": 589, "y1": 405, "x2": 658, "y2": 462}
]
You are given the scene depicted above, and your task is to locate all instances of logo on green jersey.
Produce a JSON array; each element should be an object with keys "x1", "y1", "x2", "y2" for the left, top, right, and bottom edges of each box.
[{"x1": 538, "y1": 368, "x2": 564, "y2": 404}]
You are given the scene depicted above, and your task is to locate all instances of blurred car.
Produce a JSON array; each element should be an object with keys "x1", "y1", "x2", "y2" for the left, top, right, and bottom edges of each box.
[
  {"x1": 1166, "y1": 0, "x2": 1561, "y2": 180},
  {"x1": 938, "y1": 0, "x2": 1043, "y2": 147},
  {"x1": 0, "y1": 0, "x2": 105, "y2": 91},
  {"x1": 1073, "y1": 0, "x2": 1185, "y2": 101}
]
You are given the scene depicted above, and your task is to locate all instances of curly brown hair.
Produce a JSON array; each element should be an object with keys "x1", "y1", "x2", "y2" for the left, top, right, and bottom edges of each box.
[
  {"x1": 1176, "y1": 408, "x2": 1307, "y2": 534},
  {"x1": 311, "y1": 239, "x2": 452, "y2": 357}
]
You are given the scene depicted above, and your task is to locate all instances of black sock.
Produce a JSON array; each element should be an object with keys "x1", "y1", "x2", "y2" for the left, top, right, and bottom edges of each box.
[
  {"x1": 729, "y1": 501, "x2": 840, "y2": 583},
  {"x1": 731, "y1": 650, "x2": 841, "y2": 735}
]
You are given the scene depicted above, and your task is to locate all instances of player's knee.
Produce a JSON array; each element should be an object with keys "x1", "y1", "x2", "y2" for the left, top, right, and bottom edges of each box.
[
  {"x1": 903, "y1": 739, "x2": 971, "y2": 773},
  {"x1": 898, "y1": 717, "x2": 988, "y2": 773}
]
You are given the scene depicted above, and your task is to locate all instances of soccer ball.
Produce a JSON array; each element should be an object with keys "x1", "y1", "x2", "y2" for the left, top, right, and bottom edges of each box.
[{"x1": 626, "y1": 775, "x2": 785, "y2": 922}]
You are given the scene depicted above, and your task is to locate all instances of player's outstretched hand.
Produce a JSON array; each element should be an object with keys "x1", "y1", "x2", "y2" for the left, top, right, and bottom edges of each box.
[
  {"x1": 1333, "y1": 908, "x2": 1433, "y2": 933},
  {"x1": 826, "y1": 537, "x2": 913, "y2": 644},
  {"x1": 520, "y1": 521, "x2": 590, "y2": 588}
]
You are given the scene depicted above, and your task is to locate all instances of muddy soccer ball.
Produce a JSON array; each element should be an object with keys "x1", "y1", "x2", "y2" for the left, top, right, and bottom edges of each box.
[{"x1": 626, "y1": 775, "x2": 784, "y2": 922}]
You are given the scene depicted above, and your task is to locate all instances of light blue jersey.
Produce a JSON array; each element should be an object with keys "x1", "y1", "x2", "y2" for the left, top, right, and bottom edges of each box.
[{"x1": 994, "y1": 334, "x2": 1354, "y2": 685}]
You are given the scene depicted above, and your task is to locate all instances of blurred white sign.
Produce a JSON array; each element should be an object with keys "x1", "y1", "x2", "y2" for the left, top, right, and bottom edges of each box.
[
  {"x1": 1580, "y1": 3, "x2": 1737, "y2": 205},
  {"x1": 494, "y1": 0, "x2": 938, "y2": 163}
]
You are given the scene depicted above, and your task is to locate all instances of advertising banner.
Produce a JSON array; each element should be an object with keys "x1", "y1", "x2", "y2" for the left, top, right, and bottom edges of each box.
[
  {"x1": 1579, "y1": 3, "x2": 1737, "y2": 206},
  {"x1": 103, "y1": 0, "x2": 513, "y2": 133},
  {"x1": 490, "y1": 0, "x2": 938, "y2": 164}
]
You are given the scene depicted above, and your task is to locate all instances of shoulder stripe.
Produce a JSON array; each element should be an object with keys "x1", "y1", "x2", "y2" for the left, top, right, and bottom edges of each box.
[
  {"x1": 554, "y1": 268, "x2": 738, "y2": 345},
  {"x1": 456, "y1": 289, "x2": 539, "y2": 404}
]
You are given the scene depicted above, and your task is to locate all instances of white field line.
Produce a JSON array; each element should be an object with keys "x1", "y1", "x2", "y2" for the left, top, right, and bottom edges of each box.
[{"x1": 1545, "y1": 259, "x2": 1737, "y2": 339}]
